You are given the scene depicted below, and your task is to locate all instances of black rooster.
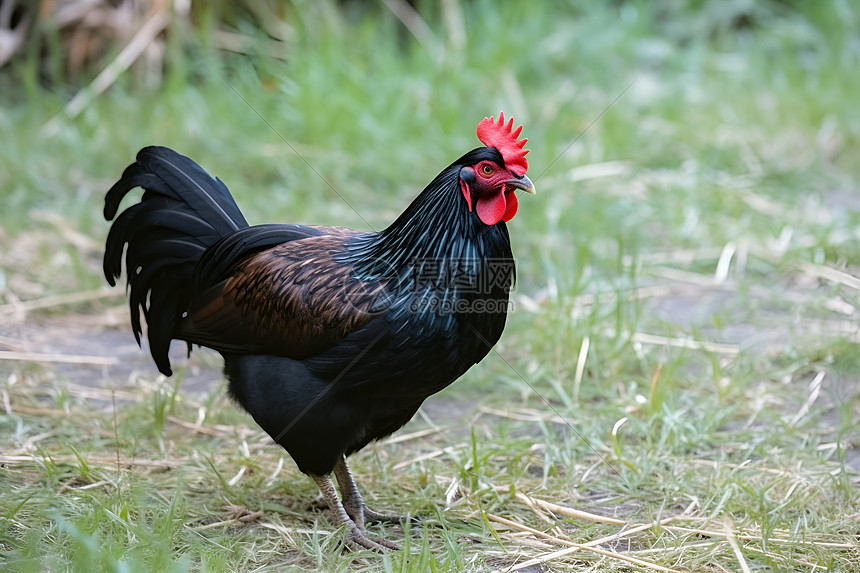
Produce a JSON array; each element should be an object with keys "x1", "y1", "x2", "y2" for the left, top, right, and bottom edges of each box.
[{"x1": 103, "y1": 113, "x2": 534, "y2": 550}]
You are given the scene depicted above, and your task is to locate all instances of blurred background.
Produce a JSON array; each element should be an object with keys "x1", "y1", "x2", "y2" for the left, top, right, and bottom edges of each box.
[{"x1": 0, "y1": 1, "x2": 858, "y2": 571}]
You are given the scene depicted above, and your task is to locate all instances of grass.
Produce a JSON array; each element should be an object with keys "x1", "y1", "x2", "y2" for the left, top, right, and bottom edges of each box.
[{"x1": 1, "y1": 0, "x2": 859, "y2": 571}]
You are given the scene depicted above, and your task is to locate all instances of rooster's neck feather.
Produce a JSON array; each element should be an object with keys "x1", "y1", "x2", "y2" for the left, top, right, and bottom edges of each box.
[
  {"x1": 343, "y1": 184, "x2": 509, "y2": 285},
  {"x1": 342, "y1": 147, "x2": 512, "y2": 275}
]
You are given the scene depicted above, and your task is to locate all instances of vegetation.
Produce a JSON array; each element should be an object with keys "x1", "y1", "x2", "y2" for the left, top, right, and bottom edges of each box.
[{"x1": 1, "y1": 1, "x2": 858, "y2": 571}]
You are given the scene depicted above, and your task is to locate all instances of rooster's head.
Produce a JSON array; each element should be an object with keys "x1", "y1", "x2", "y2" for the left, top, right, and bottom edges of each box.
[{"x1": 459, "y1": 112, "x2": 535, "y2": 226}]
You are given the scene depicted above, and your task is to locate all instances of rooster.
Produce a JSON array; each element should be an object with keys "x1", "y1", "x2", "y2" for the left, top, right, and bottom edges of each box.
[{"x1": 103, "y1": 113, "x2": 534, "y2": 550}]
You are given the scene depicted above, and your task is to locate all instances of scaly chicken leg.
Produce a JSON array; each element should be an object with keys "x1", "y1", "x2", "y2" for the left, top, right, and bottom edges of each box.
[
  {"x1": 333, "y1": 456, "x2": 408, "y2": 525},
  {"x1": 311, "y1": 472, "x2": 401, "y2": 551}
]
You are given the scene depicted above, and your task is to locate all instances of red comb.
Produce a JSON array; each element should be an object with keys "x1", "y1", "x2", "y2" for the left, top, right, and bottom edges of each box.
[{"x1": 476, "y1": 112, "x2": 529, "y2": 177}]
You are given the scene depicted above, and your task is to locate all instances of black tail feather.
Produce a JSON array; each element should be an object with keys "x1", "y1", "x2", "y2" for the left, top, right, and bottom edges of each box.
[
  {"x1": 103, "y1": 146, "x2": 249, "y2": 375},
  {"x1": 104, "y1": 204, "x2": 224, "y2": 285}
]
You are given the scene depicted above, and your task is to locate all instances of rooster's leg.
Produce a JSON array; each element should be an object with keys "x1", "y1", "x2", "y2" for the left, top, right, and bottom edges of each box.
[
  {"x1": 334, "y1": 456, "x2": 409, "y2": 525},
  {"x1": 310, "y1": 473, "x2": 401, "y2": 552}
]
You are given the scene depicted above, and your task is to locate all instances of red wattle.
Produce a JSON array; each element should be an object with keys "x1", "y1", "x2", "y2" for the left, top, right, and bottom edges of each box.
[
  {"x1": 477, "y1": 191, "x2": 507, "y2": 225},
  {"x1": 460, "y1": 179, "x2": 473, "y2": 211},
  {"x1": 501, "y1": 189, "x2": 519, "y2": 222}
]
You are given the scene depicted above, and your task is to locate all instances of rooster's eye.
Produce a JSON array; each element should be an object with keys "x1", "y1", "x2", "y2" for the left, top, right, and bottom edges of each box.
[{"x1": 481, "y1": 165, "x2": 493, "y2": 176}]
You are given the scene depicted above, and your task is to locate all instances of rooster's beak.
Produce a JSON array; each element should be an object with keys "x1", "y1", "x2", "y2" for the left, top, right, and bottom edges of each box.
[{"x1": 506, "y1": 174, "x2": 536, "y2": 195}]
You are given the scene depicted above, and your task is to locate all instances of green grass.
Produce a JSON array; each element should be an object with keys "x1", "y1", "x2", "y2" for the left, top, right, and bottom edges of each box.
[{"x1": 1, "y1": 1, "x2": 859, "y2": 571}]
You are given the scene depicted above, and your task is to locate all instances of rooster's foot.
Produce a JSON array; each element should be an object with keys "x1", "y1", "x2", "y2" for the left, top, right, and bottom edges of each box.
[
  {"x1": 334, "y1": 456, "x2": 415, "y2": 527},
  {"x1": 312, "y1": 470, "x2": 402, "y2": 552},
  {"x1": 362, "y1": 506, "x2": 413, "y2": 525},
  {"x1": 349, "y1": 525, "x2": 402, "y2": 552}
]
